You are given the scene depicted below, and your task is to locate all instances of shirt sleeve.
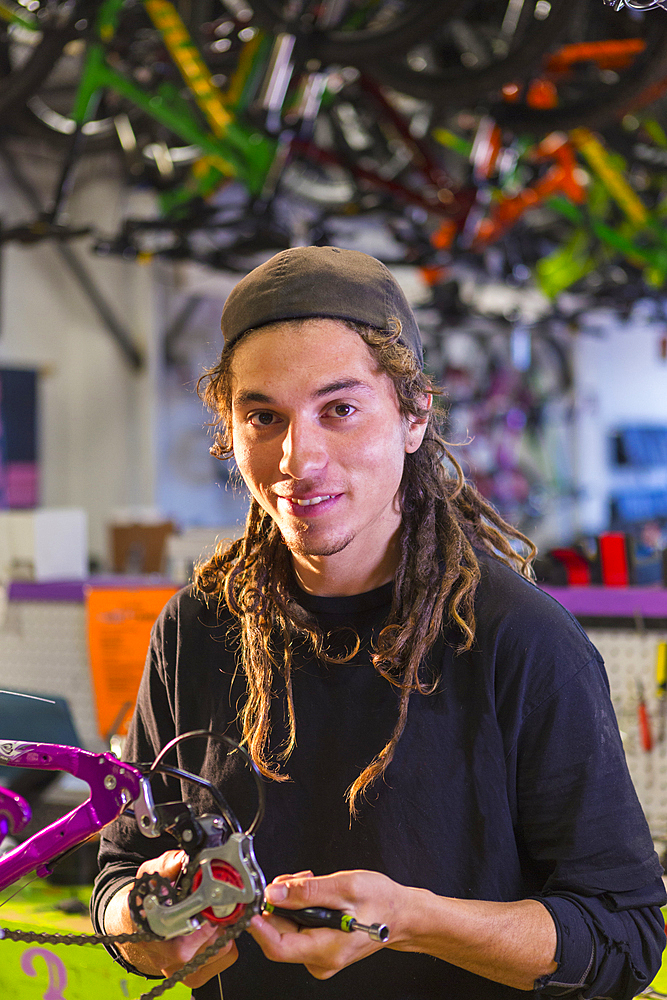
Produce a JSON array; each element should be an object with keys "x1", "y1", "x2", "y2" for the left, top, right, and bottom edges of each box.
[
  {"x1": 535, "y1": 888, "x2": 666, "y2": 997},
  {"x1": 513, "y1": 652, "x2": 667, "y2": 998},
  {"x1": 90, "y1": 602, "x2": 186, "y2": 977}
]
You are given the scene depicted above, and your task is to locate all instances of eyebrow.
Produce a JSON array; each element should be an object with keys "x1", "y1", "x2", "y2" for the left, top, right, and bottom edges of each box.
[{"x1": 233, "y1": 378, "x2": 374, "y2": 407}]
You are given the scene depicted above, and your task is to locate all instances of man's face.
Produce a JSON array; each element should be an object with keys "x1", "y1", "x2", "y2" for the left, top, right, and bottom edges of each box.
[{"x1": 230, "y1": 318, "x2": 427, "y2": 592}]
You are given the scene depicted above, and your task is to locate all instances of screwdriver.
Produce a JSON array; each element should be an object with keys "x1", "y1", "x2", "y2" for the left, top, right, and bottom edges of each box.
[
  {"x1": 637, "y1": 680, "x2": 653, "y2": 753},
  {"x1": 264, "y1": 903, "x2": 390, "y2": 942},
  {"x1": 656, "y1": 642, "x2": 667, "y2": 742}
]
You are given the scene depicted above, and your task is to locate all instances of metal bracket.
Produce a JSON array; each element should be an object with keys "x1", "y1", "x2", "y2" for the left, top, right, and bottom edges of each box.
[{"x1": 143, "y1": 831, "x2": 265, "y2": 938}]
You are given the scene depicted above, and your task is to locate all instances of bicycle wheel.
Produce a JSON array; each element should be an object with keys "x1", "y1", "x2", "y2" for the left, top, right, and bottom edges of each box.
[
  {"x1": 0, "y1": 0, "x2": 86, "y2": 123},
  {"x1": 2, "y1": 0, "x2": 252, "y2": 158},
  {"x1": 491, "y1": 4, "x2": 667, "y2": 134},
  {"x1": 275, "y1": 70, "x2": 467, "y2": 224},
  {"x1": 360, "y1": 0, "x2": 572, "y2": 110},
  {"x1": 248, "y1": 0, "x2": 462, "y2": 62}
]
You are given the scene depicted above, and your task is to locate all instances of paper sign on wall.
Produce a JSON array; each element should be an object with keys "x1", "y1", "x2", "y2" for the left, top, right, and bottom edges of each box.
[{"x1": 85, "y1": 586, "x2": 177, "y2": 740}]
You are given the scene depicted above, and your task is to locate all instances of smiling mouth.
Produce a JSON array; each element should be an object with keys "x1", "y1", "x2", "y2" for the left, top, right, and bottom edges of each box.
[{"x1": 292, "y1": 495, "x2": 334, "y2": 507}]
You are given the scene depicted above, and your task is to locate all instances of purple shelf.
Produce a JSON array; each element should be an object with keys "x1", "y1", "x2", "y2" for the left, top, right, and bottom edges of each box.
[
  {"x1": 7, "y1": 580, "x2": 86, "y2": 602},
  {"x1": 7, "y1": 576, "x2": 175, "y2": 603},
  {"x1": 541, "y1": 586, "x2": 667, "y2": 618},
  {"x1": 7, "y1": 579, "x2": 667, "y2": 619}
]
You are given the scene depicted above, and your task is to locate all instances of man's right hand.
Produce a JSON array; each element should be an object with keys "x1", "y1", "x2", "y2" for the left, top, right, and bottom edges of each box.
[{"x1": 103, "y1": 849, "x2": 239, "y2": 988}]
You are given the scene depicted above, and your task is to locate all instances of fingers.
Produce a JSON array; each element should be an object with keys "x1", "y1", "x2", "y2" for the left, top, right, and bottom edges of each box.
[
  {"x1": 180, "y1": 937, "x2": 239, "y2": 988},
  {"x1": 272, "y1": 870, "x2": 314, "y2": 884},
  {"x1": 248, "y1": 913, "x2": 374, "y2": 979},
  {"x1": 249, "y1": 913, "x2": 332, "y2": 959},
  {"x1": 159, "y1": 922, "x2": 218, "y2": 970},
  {"x1": 137, "y1": 849, "x2": 187, "y2": 882},
  {"x1": 118, "y1": 850, "x2": 243, "y2": 988},
  {"x1": 158, "y1": 923, "x2": 238, "y2": 985}
]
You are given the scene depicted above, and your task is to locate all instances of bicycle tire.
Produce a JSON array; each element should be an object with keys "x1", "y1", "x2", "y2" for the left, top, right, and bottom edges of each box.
[
  {"x1": 273, "y1": 70, "x2": 464, "y2": 223},
  {"x1": 2, "y1": 0, "x2": 248, "y2": 157},
  {"x1": 361, "y1": 0, "x2": 571, "y2": 109},
  {"x1": 0, "y1": 0, "x2": 86, "y2": 123},
  {"x1": 491, "y1": 18, "x2": 667, "y2": 134},
  {"x1": 248, "y1": 0, "x2": 462, "y2": 62}
]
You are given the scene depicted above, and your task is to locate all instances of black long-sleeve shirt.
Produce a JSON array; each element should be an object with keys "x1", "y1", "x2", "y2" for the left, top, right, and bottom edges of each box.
[{"x1": 92, "y1": 554, "x2": 666, "y2": 998}]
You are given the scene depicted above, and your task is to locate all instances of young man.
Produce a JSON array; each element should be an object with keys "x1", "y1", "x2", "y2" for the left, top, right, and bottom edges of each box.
[{"x1": 93, "y1": 246, "x2": 666, "y2": 999}]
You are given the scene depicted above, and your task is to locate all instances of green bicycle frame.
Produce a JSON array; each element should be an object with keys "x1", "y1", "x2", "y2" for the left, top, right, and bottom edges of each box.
[
  {"x1": 434, "y1": 121, "x2": 667, "y2": 292},
  {"x1": 68, "y1": 0, "x2": 276, "y2": 198}
]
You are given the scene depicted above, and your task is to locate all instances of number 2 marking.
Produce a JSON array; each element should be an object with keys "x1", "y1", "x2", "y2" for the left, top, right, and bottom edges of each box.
[{"x1": 20, "y1": 946, "x2": 68, "y2": 1000}]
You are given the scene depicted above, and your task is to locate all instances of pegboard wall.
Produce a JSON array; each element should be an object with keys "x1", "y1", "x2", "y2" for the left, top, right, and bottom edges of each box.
[
  {"x1": 587, "y1": 627, "x2": 667, "y2": 840},
  {"x1": 0, "y1": 600, "x2": 104, "y2": 754}
]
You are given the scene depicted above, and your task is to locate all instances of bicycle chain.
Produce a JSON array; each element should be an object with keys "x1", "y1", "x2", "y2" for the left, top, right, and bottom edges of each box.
[
  {"x1": 138, "y1": 904, "x2": 256, "y2": 1000},
  {"x1": 0, "y1": 895, "x2": 257, "y2": 1000},
  {"x1": 0, "y1": 926, "x2": 155, "y2": 947}
]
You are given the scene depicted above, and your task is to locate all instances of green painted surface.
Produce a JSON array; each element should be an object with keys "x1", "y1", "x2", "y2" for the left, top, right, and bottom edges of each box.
[{"x1": 0, "y1": 879, "x2": 189, "y2": 999}]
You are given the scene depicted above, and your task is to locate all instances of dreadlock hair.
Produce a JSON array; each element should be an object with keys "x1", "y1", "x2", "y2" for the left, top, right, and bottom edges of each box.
[{"x1": 195, "y1": 317, "x2": 537, "y2": 817}]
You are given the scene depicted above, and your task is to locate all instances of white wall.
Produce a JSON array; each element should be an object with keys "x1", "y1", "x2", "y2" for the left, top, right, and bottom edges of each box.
[
  {"x1": 572, "y1": 303, "x2": 667, "y2": 536},
  {"x1": 0, "y1": 145, "x2": 159, "y2": 566},
  {"x1": 151, "y1": 263, "x2": 251, "y2": 532}
]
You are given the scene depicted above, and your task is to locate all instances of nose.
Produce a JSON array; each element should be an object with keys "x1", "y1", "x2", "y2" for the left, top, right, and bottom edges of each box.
[{"x1": 279, "y1": 417, "x2": 327, "y2": 480}]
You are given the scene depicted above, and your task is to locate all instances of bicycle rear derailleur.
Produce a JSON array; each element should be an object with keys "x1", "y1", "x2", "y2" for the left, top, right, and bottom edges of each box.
[{"x1": 129, "y1": 793, "x2": 265, "y2": 938}]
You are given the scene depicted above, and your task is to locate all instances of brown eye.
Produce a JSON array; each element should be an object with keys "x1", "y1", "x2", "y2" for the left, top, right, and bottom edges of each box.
[
  {"x1": 250, "y1": 412, "x2": 275, "y2": 426},
  {"x1": 333, "y1": 404, "x2": 354, "y2": 417}
]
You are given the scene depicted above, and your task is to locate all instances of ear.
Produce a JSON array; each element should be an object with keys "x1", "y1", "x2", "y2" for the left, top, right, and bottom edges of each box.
[{"x1": 404, "y1": 393, "x2": 432, "y2": 454}]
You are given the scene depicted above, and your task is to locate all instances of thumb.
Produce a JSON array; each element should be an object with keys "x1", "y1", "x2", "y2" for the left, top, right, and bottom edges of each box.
[{"x1": 264, "y1": 876, "x2": 324, "y2": 907}]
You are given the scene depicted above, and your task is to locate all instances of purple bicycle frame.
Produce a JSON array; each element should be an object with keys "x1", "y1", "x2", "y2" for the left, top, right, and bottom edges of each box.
[
  {"x1": 0, "y1": 740, "x2": 144, "y2": 890},
  {"x1": 0, "y1": 785, "x2": 31, "y2": 842}
]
